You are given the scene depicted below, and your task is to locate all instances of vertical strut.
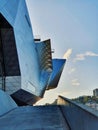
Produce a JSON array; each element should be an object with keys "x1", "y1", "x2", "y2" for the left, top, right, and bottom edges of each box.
[{"x1": 0, "y1": 29, "x2": 6, "y2": 91}]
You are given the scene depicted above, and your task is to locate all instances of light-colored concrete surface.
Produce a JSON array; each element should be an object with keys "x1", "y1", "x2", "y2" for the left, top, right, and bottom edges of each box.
[
  {"x1": 0, "y1": 90, "x2": 17, "y2": 116},
  {"x1": 0, "y1": 105, "x2": 69, "y2": 130}
]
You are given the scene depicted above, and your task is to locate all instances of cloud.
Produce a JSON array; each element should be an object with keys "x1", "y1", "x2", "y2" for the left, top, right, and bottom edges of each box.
[
  {"x1": 68, "y1": 68, "x2": 76, "y2": 74},
  {"x1": 85, "y1": 51, "x2": 98, "y2": 56},
  {"x1": 73, "y1": 51, "x2": 98, "y2": 62},
  {"x1": 63, "y1": 49, "x2": 72, "y2": 59},
  {"x1": 74, "y1": 54, "x2": 85, "y2": 61},
  {"x1": 72, "y1": 79, "x2": 80, "y2": 86}
]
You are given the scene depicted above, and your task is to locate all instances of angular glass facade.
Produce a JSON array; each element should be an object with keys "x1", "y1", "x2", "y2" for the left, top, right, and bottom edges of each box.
[
  {"x1": 47, "y1": 59, "x2": 66, "y2": 90},
  {"x1": 0, "y1": 0, "x2": 66, "y2": 105}
]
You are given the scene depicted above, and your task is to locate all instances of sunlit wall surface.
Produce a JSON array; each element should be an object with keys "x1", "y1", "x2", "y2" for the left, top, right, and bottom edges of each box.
[{"x1": 13, "y1": 0, "x2": 41, "y2": 96}]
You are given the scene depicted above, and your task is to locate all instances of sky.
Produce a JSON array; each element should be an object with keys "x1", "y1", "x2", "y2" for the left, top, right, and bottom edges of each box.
[{"x1": 26, "y1": 0, "x2": 98, "y2": 104}]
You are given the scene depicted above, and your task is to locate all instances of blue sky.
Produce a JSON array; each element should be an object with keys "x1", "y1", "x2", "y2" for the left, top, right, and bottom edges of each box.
[{"x1": 26, "y1": 0, "x2": 98, "y2": 104}]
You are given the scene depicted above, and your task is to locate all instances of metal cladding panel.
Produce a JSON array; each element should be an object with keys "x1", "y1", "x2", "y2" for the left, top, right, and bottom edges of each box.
[
  {"x1": 0, "y1": 90, "x2": 17, "y2": 116},
  {"x1": 47, "y1": 59, "x2": 66, "y2": 90},
  {"x1": 13, "y1": 0, "x2": 41, "y2": 96},
  {"x1": 0, "y1": 0, "x2": 20, "y2": 26},
  {"x1": 4, "y1": 76, "x2": 21, "y2": 95},
  {"x1": 36, "y1": 39, "x2": 52, "y2": 72},
  {"x1": 0, "y1": 0, "x2": 41, "y2": 96},
  {"x1": 36, "y1": 39, "x2": 53, "y2": 96},
  {"x1": 0, "y1": 0, "x2": 64, "y2": 98},
  {"x1": 0, "y1": 0, "x2": 8, "y2": 9},
  {"x1": 11, "y1": 89, "x2": 41, "y2": 106}
]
